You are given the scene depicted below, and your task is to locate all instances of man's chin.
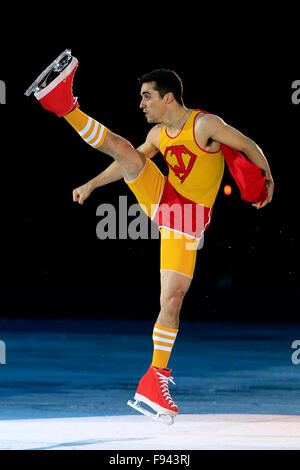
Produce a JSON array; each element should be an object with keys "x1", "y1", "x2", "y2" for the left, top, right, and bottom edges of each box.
[{"x1": 146, "y1": 116, "x2": 158, "y2": 124}]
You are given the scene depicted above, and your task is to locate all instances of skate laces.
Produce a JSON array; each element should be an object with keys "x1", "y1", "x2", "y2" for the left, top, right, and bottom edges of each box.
[{"x1": 157, "y1": 372, "x2": 177, "y2": 408}]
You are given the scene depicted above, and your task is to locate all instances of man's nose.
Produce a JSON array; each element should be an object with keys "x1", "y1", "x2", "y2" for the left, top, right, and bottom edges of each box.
[{"x1": 139, "y1": 99, "x2": 145, "y2": 109}]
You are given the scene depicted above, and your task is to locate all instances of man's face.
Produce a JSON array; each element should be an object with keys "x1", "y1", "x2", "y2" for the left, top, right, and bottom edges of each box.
[{"x1": 139, "y1": 81, "x2": 166, "y2": 123}]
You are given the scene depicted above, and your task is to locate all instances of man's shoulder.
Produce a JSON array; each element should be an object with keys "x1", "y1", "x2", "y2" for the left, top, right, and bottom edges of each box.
[
  {"x1": 194, "y1": 112, "x2": 224, "y2": 131},
  {"x1": 145, "y1": 124, "x2": 164, "y2": 149},
  {"x1": 194, "y1": 111, "x2": 219, "y2": 121},
  {"x1": 150, "y1": 123, "x2": 164, "y2": 133},
  {"x1": 146, "y1": 123, "x2": 164, "y2": 140}
]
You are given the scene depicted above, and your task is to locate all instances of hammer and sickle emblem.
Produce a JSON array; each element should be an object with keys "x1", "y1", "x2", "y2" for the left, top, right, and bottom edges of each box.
[{"x1": 164, "y1": 145, "x2": 197, "y2": 183}]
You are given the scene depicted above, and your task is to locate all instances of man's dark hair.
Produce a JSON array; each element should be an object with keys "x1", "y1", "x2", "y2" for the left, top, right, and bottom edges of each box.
[{"x1": 138, "y1": 69, "x2": 183, "y2": 105}]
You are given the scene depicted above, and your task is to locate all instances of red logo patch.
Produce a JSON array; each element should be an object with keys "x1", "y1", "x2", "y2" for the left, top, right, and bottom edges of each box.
[{"x1": 164, "y1": 145, "x2": 197, "y2": 183}]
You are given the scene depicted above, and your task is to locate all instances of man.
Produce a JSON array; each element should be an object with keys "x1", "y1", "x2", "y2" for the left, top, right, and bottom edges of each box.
[{"x1": 25, "y1": 50, "x2": 274, "y2": 425}]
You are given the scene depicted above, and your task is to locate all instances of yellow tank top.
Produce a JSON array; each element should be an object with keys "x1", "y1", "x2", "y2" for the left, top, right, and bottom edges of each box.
[{"x1": 159, "y1": 110, "x2": 224, "y2": 207}]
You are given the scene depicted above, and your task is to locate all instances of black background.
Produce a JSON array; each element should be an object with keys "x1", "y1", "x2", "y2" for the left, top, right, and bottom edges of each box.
[{"x1": 0, "y1": 11, "x2": 299, "y2": 323}]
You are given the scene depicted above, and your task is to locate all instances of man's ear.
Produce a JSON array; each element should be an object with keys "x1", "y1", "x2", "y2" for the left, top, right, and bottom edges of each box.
[{"x1": 164, "y1": 92, "x2": 175, "y2": 104}]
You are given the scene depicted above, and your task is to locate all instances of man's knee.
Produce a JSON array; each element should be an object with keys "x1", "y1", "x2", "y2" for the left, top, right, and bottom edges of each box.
[
  {"x1": 160, "y1": 286, "x2": 188, "y2": 316},
  {"x1": 104, "y1": 131, "x2": 145, "y2": 181},
  {"x1": 122, "y1": 157, "x2": 145, "y2": 182}
]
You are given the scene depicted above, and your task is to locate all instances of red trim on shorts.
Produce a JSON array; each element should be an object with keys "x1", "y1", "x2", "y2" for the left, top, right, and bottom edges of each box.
[{"x1": 152, "y1": 179, "x2": 212, "y2": 239}]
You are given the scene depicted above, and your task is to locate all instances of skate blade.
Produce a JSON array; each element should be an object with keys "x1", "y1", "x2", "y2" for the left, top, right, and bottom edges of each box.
[
  {"x1": 127, "y1": 399, "x2": 174, "y2": 425},
  {"x1": 24, "y1": 49, "x2": 72, "y2": 96}
]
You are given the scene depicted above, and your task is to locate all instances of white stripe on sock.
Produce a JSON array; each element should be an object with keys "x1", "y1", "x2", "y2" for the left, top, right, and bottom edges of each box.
[
  {"x1": 84, "y1": 121, "x2": 99, "y2": 143},
  {"x1": 78, "y1": 117, "x2": 93, "y2": 136},
  {"x1": 154, "y1": 345, "x2": 172, "y2": 352},
  {"x1": 153, "y1": 327, "x2": 177, "y2": 337},
  {"x1": 152, "y1": 335, "x2": 175, "y2": 344},
  {"x1": 90, "y1": 124, "x2": 105, "y2": 147}
]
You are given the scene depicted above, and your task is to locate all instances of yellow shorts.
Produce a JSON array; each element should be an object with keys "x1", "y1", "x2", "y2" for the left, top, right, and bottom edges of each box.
[{"x1": 126, "y1": 159, "x2": 199, "y2": 279}]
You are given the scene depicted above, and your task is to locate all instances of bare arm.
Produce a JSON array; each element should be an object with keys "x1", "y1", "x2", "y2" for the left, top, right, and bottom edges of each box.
[{"x1": 197, "y1": 115, "x2": 274, "y2": 209}]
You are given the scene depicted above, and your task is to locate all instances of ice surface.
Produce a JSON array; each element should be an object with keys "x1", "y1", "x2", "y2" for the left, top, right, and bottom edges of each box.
[
  {"x1": 1, "y1": 414, "x2": 300, "y2": 450},
  {"x1": 0, "y1": 319, "x2": 299, "y2": 450}
]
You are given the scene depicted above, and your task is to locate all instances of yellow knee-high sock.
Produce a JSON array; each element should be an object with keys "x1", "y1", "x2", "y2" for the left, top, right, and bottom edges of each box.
[
  {"x1": 64, "y1": 108, "x2": 107, "y2": 149},
  {"x1": 152, "y1": 323, "x2": 178, "y2": 369}
]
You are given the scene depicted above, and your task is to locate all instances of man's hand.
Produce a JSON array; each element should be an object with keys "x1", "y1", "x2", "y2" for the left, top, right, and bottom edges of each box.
[
  {"x1": 252, "y1": 178, "x2": 274, "y2": 209},
  {"x1": 72, "y1": 183, "x2": 93, "y2": 205}
]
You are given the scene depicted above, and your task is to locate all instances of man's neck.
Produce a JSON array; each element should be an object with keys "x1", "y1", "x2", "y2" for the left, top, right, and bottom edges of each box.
[{"x1": 163, "y1": 105, "x2": 191, "y2": 131}]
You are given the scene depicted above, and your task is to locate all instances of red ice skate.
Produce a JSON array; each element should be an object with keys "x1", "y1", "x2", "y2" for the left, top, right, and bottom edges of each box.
[
  {"x1": 128, "y1": 366, "x2": 178, "y2": 425},
  {"x1": 24, "y1": 49, "x2": 79, "y2": 117}
]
